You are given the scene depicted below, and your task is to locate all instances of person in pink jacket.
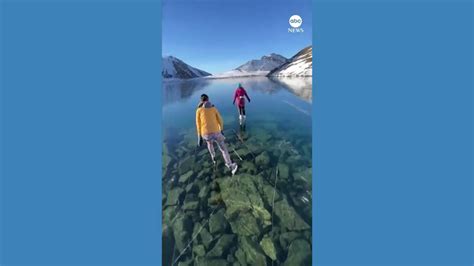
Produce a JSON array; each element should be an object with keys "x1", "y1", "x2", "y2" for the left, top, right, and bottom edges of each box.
[{"x1": 232, "y1": 83, "x2": 251, "y2": 125}]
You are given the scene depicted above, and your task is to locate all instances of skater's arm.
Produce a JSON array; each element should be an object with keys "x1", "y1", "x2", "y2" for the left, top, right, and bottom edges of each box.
[
  {"x1": 232, "y1": 90, "x2": 237, "y2": 105},
  {"x1": 196, "y1": 109, "x2": 201, "y2": 136},
  {"x1": 244, "y1": 90, "x2": 251, "y2": 102},
  {"x1": 215, "y1": 109, "x2": 224, "y2": 131}
]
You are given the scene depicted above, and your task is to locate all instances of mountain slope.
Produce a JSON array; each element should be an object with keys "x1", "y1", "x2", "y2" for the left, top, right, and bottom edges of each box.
[
  {"x1": 236, "y1": 53, "x2": 288, "y2": 72},
  {"x1": 162, "y1": 56, "x2": 211, "y2": 79},
  {"x1": 211, "y1": 53, "x2": 288, "y2": 78},
  {"x1": 267, "y1": 46, "x2": 312, "y2": 77}
]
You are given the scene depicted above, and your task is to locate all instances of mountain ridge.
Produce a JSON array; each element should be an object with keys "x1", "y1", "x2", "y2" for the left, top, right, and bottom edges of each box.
[
  {"x1": 162, "y1": 56, "x2": 211, "y2": 79},
  {"x1": 267, "y1": 46, "x2": 312, "y2": 77},
  {"x1": 210, "y1": 53, "x2": 288, "y2": 78}
]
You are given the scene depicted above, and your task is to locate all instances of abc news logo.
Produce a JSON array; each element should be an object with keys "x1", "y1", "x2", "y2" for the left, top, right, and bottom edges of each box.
[{"x1": 288, "y1": 15, "x2": 304, "y2": 33}]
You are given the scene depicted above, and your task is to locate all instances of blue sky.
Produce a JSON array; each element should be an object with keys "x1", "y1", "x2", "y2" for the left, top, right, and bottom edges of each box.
[{"x1": 162, "y1": 0, "x2": 312, "y2": 74}]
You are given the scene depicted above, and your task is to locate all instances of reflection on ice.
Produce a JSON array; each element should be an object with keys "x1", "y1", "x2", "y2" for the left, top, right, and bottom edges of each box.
[
  {"x1": 163, "y1": 76, "x2": 312, "y2": 104},
  {"x1": 163, "y1": 78, "x2": 210, "y2": 105},
  {"x1": 269, "y1": 77, "x2": 312, "y2": 102}
]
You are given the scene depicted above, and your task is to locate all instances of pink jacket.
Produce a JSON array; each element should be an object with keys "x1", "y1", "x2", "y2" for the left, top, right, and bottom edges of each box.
[{"x1": 233, "y1": 87, "x2": 251, "y2": 107}]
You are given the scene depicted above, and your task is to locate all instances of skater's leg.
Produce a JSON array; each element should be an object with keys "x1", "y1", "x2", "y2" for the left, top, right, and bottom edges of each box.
[
  {"x1": 238, "y1": 106, "x2": 244, "y2": 125},
  {"x1": 204, "y1": 138, "x2": 216, "y2": 161},
  {"x1": 215, "y1": 134, "x2": 235, "y2": 165},
  {"x1": 215, "y1": 133, "x2": 238, "y2": 174},
  {"x1": 216, "y1": 139, "x2": 232, "y2": 167}
]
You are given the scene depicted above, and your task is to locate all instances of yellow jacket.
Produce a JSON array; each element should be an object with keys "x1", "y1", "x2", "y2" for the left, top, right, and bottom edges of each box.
[{"x1": 196, "y1": 102, "x2": 224, "y2": 136}]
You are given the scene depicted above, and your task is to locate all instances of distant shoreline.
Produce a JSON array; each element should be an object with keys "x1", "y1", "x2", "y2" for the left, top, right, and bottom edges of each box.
[{"x1": 163, "y1": 74, "x2": 312, "y2": 82}]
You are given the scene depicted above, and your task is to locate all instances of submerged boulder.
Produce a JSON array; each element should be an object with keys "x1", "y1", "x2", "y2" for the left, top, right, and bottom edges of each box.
[
  {"x1": 172, "y1": 214, "x2": 193, "y2": 253},
  {"x1": 197, "y1": 148, "x2": 209, "y2": 156},
  {"x1": 285, "y1": 154, "x2": 303, "y2": 165},
  {"x1": 261, "y1": 184, "x2": 281, "y2": 206},
  {"x1": 209, "y1": 209, "x2": 229, "y2": 234},
  {"x1": 182, "y1": 200, "x2": 199, "y2": 211},
  {"x1": 195, "y1": 258, "x2": 230, "y2": 266},
  {"x1": 177, "y1": 260, "x2": 193, "y2": 266},
  {"x1": 254, "y1": 130, "x2": 272, "y2": 142},
  {"x1": 279, "y1": 231, "x2": 304, "y2": 250},
  {"x1": 234, "y1": 248, "x2": 247, "y2": 266},
  {"x1": 193, "y1": 162, "x2": 203, "y2": 173},
  {"x1": 185, "y1": 182, "x2": 198, "y2": 193},
  {"x1": 241, "y1": 161, "x2": 257, "y2": 175},
  {"x1": 197, "y1": 170, "x2": 206, "y2": 180},
  {"x1": 162, "y1": 206, "x2": 178, "y2": 223},
  {"x1": 277, "y1": 163, "x2": 290, "y2": 180},
  {"x1": 218, "y1": 175, "x2": 271, "y2": 230},
  {"x1": 260, "y1": 235, "x2": 277, "y2": 261},
  {"x1": 239, "y1": 236, "x2": 267, "y2": 266},
  {"x1": 208, "y1": 193, "x2": 222, "y2": 206},
  {"x1": 235, "y1": 148, "x2": 250, "y2": 159},
  {"x1": 193, "y1": 244, "x2": 206, "y2": 257},
  {"x1": 179, "y1": 171, "x2": 193, "y2": 184},
  {"x1": 178, "y1": 156, "x2": 194, "y2": 175},
  {"x1": 198, "y1": 185, "x2": 211, "y2": 200},
  {"x1": 226, "y1": 211, "x2": 261, "y2": 236},
  {"x1": 199, "y1": 227, "x2": 214, "y2": 249},
  {"x1": 293, "y1": 167, "x2": 312, "y2": 185},
  {"x1": 165, "y1": 187, "x2": 184, "y2": 206},
  {"x1": 192, "y1": 221, "x2": 202, "y2": 236},
  {"x1": 283, "y1": 239, "x2": 311, "y2": 266},
  {"x1": 206, "y1": 234, "x2": 236, "y2": 258},
  {"x1": 274, "y1": 199, "x2": 310, "y2": 231},
  {"x1": 255, "y1": 152, "x2": 271, "y2": 166}
]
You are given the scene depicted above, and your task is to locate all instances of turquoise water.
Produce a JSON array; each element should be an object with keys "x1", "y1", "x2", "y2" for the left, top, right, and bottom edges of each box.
[{"x1": 162, "y1": 77, "x2": 312, "y2": 266}]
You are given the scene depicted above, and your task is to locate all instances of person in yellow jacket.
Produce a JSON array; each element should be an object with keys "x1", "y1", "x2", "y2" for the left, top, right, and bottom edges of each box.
[{"x1": 196, "y1": 94, "x2": 238, "y2": 175}]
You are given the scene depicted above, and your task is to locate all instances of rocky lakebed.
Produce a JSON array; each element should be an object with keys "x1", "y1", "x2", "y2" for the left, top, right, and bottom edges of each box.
[{"x1": 162, "y1": 122, "x2": 312, "y2": 266}]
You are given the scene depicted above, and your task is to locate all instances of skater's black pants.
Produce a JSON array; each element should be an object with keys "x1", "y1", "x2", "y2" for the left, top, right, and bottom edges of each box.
[{"x1": 238, "y1": 106, "x2": 246, "y2": 115}]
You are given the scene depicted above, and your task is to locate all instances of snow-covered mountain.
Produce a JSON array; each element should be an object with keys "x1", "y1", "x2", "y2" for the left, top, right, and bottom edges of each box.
[
  {"x1": 209, "y1": 69, "x2": 270, "y2": 79},
  {"x1": 236, "y1": 53, "x2": 288, "y2": 72},
  {"x1": 162, "y1": 56, "x2": 211, "y2": 79},
  {"x1": 210, "y1": 53, "x2": 288, "y2": 78},
  {"x1": 268, "y1": 46, "x2": 312, "y2": 77}
]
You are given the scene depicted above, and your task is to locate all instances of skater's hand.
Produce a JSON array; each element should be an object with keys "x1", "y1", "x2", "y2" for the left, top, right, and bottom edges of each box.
[{"x1": 197, "y1": 136, "x2": 203, "y2": 147}]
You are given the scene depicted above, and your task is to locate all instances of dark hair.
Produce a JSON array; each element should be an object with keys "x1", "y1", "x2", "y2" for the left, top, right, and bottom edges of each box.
[{"x1": 200, "y1": 94, "x2": 209, "y2": 101}]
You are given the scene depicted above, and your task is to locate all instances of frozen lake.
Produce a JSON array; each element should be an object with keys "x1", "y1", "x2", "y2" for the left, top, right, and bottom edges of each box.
[{"x1": 162, "y1": 76, "x2": 313, "y2": 266}]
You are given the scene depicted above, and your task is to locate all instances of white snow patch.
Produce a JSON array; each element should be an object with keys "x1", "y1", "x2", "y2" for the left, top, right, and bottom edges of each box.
[{"x1": 207, "y1": 70, "x2": 270, "y2": 79}]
